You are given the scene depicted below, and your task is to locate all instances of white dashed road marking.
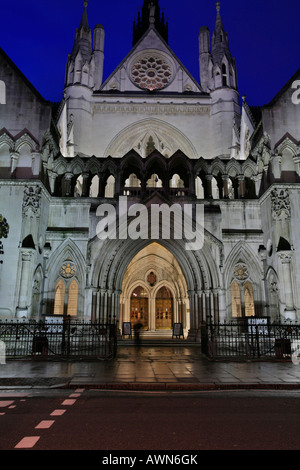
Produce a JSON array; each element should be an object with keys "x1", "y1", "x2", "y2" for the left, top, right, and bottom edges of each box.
[
  {"x1": 51, "y1": 409, "x2": 66, "y2": 416},
  {"x1": 35, "y1": 420, "x2": 55, "y2": 429},
  {"x1": 15, "y1": 436, "x2": 40, "y2": 449}
]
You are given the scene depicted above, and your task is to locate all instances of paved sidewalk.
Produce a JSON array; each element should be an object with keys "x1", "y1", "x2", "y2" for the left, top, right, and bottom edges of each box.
[{"x1": 1, "y1": 345, "x2": 300, "y2": 391}]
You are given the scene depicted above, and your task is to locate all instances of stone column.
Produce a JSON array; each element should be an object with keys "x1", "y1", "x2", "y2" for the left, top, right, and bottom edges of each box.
[
  {"x1": 16, "y1": 248, "x2": 35, "y2": 319},
  {"x1": 218, "y1": 288, "x2": 227, "y2": 322},
  {"x1": 222, "y1": 175, "x2": 230, "y2": 199},
  {"x1": 81, "y1": 172, "x2": 90, "y2": 197},
  {"x1": 63, "y1": 172, "x2": 73, "y2": 197},
  {"x1": 238, "y1": 176, "x2": 245, "y2": 199},
  {"x1": 205, "y1": 174, "x2": 213, "y2": 199},
  {"x1": 10, "y1": 150, "x2": 19, "y2": 174}
]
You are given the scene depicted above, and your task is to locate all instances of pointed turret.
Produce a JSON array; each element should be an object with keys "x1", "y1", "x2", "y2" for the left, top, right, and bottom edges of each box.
[
  {"x1": 132, "y1": 0, "x2": 168, "y2": 46},
  {"x1": 65, "y1": 1, "x2": 105, "y2": 90},
  {"x1": 199, "y1": 2, "x2": 237, "y2": 91}
]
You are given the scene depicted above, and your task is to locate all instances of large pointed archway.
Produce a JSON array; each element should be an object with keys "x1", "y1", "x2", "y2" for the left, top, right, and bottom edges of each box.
[
  {"x1": 120, "y1": 243, "x2": 189, "y2": 334},
  {"x1": 89, "y1": 225, "x2": 223, "y2": 340}
]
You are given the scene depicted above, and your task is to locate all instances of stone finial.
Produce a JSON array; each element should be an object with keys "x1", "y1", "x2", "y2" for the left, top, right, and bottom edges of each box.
[{"x1": 216, "y1": 2, "x2": 221, "y2": 13}]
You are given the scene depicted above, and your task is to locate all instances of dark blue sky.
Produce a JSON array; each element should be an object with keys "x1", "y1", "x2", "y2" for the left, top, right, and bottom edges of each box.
[{"x1": 1, "y1": 0, "x2": 299, "y2": 106}]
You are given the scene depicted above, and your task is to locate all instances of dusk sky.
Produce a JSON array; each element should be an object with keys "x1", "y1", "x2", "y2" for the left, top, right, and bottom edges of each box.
[{"x1": 1, "y1": 0, "x2": 299, "y2": 107}]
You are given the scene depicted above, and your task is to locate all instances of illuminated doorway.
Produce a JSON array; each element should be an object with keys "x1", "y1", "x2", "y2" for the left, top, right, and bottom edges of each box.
[
  {"x1": 130, "y1": 286, "x2": 149, "y2": 329},
  {"x1": 155, "y1": 286, "x2": 173, "y2": 330}
]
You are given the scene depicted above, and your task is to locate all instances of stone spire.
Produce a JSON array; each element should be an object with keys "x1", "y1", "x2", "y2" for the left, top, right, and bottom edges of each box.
[
  {"x1": 132, "y1": 0, "x2": 168, "y2": 46},
  {"x1": 65, "y1": 1, "x2": 105, "y2": 90},
  {"x1": 211, "y1": 2, "x2": 231, "y2": 66},
  {"x1": 70, "y1": 0, "x2": 92, "y2": 62}
]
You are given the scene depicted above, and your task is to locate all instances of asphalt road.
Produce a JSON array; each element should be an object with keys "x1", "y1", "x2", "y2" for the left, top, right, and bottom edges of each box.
[{"x1": 1, "y1": 389, "x2": 300, "y2": 452}]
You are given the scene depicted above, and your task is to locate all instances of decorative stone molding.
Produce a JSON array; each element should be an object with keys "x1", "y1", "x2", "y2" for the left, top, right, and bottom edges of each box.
[
  {"x1": 0, "y1": 214, "x2": 9, "y2": 239},
  {"x1": 22, "y1": 185, "x2": 42, "y2": 217},
  {"x1": 271, "y1": 188, "x2": 290, "y2": 220},
  {"x1": 233, "y1": 263, "x2": 249, "y2": 281}
]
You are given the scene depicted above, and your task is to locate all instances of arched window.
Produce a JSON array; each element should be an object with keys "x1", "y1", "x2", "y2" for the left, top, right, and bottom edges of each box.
[
  {"x1": 53, "y1": 261, "x2": 79, "y2": 317},
  {"x1": 54, "y1": 279, "x2": 65, "y2": 316},
  {"x1": 222, "y1": 64, "x2": 227, "y2": 86},
  {"x1": 231, "y1": 273, "x2": 255, "y2": 318},
  {"x1": 244, "y1": 281, "x2": 255, "y2": 317},
  {"x1": 67, "y1": 280, "x2": 79, "y2": 316},
  {"x1": 231, "y1": 281, "x2": 241, "y2": 318}
]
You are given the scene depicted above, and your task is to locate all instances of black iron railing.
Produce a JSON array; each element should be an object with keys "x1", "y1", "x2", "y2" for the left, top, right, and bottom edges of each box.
[
  {"x1": 0, "y1": 319, "x2": 118, "y2": 360},
  {"x1": 201, "y1": 319, "x2": 300, "y2": 360}
]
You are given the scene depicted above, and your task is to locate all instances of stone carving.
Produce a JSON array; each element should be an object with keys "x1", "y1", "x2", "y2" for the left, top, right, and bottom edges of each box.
[
  {"x1": 0, "y1": 214, "x2": 9, "y2": 239},
  {"x1": 22, "y1": 185, "x2": 42, "y2": 216},
  {"x1": 271, "y1": 188, "x2": 290, "y2": 220},
  {"x1": 60, "y1": 260, "x2": 76, "y2": 279},
  {"x1": 233, "y1": 263, "x2": 249, "y2": 281},
  {"x1": 147, "y1": 271, "x2": 157, "y2": 286}
]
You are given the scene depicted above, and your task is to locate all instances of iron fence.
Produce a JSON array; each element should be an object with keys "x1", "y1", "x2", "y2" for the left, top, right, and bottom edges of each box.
[
  {"x1": 201, "y1": 319, "x2": 300, "y2": 360},
  {"x1": 0, "y1": 318, "x2": 118, "y2": 360}
]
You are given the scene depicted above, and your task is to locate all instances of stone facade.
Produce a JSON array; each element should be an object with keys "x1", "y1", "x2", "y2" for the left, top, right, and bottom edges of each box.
[{"x1": 0, "y1": 1, "x2": 300, "y2": 339}]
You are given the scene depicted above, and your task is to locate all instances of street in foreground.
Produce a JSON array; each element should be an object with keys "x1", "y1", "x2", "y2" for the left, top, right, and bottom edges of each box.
[{"x1": 0, "y1": 388, "x2": 299, "y2": 451}]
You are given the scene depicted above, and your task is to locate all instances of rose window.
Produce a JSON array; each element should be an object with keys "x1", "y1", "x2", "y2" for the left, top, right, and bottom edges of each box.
[
  {"x1": 60, "y1": 261, "x2": 76, "y2": 279},
  {"x1": 130, "y1": 55, "x2": 173, "y2": 91}
]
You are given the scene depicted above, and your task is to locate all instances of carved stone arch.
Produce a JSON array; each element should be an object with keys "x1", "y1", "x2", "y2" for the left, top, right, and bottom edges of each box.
[
  {"x1": 0, "y1": 131, "x2": 14, "y2": 149},
  {"x1": 85, "y1": 156, "x2": 101, "y2": 175},
  {"x1": 120, "y1": 151, "x2": 144, "y2": 183},
  {"x1": 275, "y1": 136, "x2": 298, "y2": 157},
  {"x1": 101, "y1": 158, "x2": 118, "y2": 178},
  {"x1": 104, "y1": 118, "x2": 198, "y2": 159},
  {"x1": 226, "y1": 158, "x2": 242, "y2": 177},
  {"x1": 15, "y1": 133, "x2": 39, "y2": 153},
  {"x1": 194, "y1": 157, "x2": 210, "y2": 177},
  {"x1": 45, "y1": 238, "x2": 86, "y2": 318},
  {"x1": 144, "y1": 151, "x2": 168, "y2": 182},
  {"x1": 225, "y1": 241, "x2": 264, "y2": 318},
  {"x1": 69, "y1": 155, "x2": 85, "y2": 175},
  {"x1": 53, "y1": 157, "x2": 67, "y2": 175}
]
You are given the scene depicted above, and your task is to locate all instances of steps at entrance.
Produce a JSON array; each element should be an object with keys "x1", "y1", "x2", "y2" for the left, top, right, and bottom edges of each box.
[{"x1": 118, "y1": 331, "x2": 198, "y2": 347}]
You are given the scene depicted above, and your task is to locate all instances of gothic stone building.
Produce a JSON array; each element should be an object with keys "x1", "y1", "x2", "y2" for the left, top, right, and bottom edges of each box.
[{"x1": 0, "y1": 1, "x2": 300, "y2": 340}]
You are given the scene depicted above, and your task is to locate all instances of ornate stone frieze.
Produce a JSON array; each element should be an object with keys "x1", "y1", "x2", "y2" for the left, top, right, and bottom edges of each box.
[
  {"x1": 93, "y1": 103, "x2": 210, "y2": 116},
  {"x1": 0, "y1": 214, "x2": 9, "y2": 239},
  {"x1": 233, "y1": 263, "x2": 249, "y2": 281},
  {"x1": 271, "y1": 188, "x2": 290, "y2": 220},
  {"x1": 22, "y1": 185, "x2": 42, "y2": 217}
]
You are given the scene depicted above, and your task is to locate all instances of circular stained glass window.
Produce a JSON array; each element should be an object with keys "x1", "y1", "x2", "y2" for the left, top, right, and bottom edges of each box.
[
  {"x1": 130, "y1": 54, "x2": 173, "y2": 91},
  {"x1": 60, "y1": 261, "x2": 76, "y2": 279}
]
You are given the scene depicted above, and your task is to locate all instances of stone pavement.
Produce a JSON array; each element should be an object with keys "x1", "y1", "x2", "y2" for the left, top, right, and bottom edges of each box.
[{"x1": 1, "y1": 344, "x2": 300, "y2": 391}]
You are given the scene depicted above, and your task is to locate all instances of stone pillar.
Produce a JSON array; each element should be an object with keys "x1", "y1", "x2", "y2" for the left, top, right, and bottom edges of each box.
[
  {"x1": 63, "y1": 172, "x2": 73, "y2": 197},
  {"x1": 205, "y1": 174, "x2": 213, "y2": 199},
  {"x1": 10, "y1": 150, "x2": 19, "y2": 174},
  {"x1": 218, "y1": 288, "x2": 227, "y2": 322},
  {"x1": 222, "y1": 175, "x2": 230, "y2": 199},
  {"x1": 278, "y1": 251, "x2": 296, "y2": 321},
  {"x1": 81, "y1": 172, "x2": 90, "y2": 197},
  {"x1": 238, "y1": 176, "x2": 245, "y2": 199},
  {"x1": 16, "y1": 248, "x2": 35, "y2": 319}
]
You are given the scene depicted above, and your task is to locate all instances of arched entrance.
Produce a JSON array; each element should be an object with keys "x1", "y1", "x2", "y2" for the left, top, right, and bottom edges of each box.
[
  {"x1": 90, "y1": 224, "x2": 222, "y2": 340},
  {"x1": 120, "y1": 243, "x2": 189, "y2": 335},
  {"x1": 155, "y1": 286, "x2": 173, "y2": 330},
  {"x1": 130, "y1": 285, "x2": 149, "y2": 330}
]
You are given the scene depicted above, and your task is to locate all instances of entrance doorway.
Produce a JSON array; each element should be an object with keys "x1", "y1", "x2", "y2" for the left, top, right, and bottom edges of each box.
[
  {"x1": 155, "y1": 286, "x2": 173, "y2": 330},
  {"x1": 120, "y1": 243, "x2": 189, "y2": 335},
  {"x1": 130, "y1": 286, "x2": 149, "y2": 329}
]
